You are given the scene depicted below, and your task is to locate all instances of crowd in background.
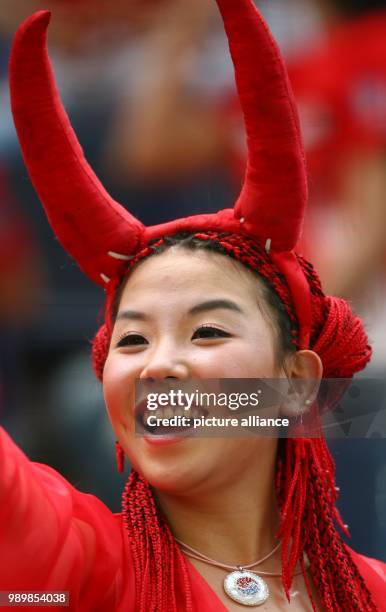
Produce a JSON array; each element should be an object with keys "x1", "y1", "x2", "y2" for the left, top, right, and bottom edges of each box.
[{"x1": 0, "y1": 0, "x2": 385, "y2": 559}]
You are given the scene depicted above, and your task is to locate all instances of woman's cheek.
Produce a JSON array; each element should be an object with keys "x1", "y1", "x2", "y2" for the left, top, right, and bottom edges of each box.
[
  {"x1": 191, "y1": 343, "x2": 245, "y2": 373},
  {"x1": 196, "y1": 343, "x2": 276, "y2": 378},
  {"x1": 103, "y1": 354, "x2": 137, "y2": 421}
]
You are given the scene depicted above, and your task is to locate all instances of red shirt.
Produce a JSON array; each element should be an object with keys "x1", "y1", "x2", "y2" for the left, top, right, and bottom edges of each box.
[
  {"x1": 0, "y1": 427, "x2": 385, "y2": 610},
  {"x1": 288, "y1": 10, "x2": 386, "y2": 197}
]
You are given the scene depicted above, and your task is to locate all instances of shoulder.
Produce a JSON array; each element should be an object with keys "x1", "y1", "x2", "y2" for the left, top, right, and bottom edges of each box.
[
  {"x1": 32, "y1": 464, "x2": 132, "y2": 607},
  {"x1": 348, "y1": 547, "x2": 386, "y2": 605}
]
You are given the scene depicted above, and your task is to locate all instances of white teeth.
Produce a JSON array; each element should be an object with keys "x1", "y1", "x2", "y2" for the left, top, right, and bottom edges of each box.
[
  {"x1": 164, "y1": 407, "x2": 174, "y2": 419},
  {"x1": 190, "y1": 407, "x2": 203, "y2": 419}
]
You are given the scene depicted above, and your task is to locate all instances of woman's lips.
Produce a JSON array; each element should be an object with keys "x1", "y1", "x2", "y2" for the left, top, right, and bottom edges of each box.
[
  {"x1": 135, "y1": 401, "x2": 208, "y2": 439},
  {"x1": 142, "y1": 430, "x2": 195, "y2": 446}
]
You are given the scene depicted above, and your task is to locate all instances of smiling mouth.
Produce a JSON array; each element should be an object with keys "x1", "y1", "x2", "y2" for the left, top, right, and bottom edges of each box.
[{"x1": 135, "y1": 402, "x2": 208, "y2": 436}]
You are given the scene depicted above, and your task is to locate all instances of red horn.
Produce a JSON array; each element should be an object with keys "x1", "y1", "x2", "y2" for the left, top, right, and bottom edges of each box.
[
  {"x1": 9, "y1": 11, "x2": 144, "y2": 287},
  {"x1": 216, "y1": 0, "x2": 307, "y2": 252}
]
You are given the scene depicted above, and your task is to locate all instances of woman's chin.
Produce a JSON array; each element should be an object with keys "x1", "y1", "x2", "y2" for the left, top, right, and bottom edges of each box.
[
  {"x1": 137, "y1": 462, "x2": 201, "y2": 494},
  {"x1": 126, "y1": 437, "x2": 208, "y2": 493}
]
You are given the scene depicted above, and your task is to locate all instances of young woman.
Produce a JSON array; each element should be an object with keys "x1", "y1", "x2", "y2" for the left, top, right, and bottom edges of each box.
[{"x1": 3, "y1": 0, "x2": 385, "y2": 609}]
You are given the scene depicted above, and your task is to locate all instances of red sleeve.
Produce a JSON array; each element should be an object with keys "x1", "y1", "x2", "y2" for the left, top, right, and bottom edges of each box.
[
  {"x1": 0, "y1": 427, "x2": 126, "y2": 609},
  {"x1": 348, "y1": 548, "x2": 386, "y2": 608}
]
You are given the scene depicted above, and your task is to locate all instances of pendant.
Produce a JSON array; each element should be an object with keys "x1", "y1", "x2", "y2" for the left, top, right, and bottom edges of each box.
[{"x1": 224, "y1": 570, "x2": 269, "y2": 606}]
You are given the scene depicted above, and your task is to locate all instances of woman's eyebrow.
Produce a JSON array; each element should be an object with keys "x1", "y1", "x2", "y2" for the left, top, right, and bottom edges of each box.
[
  {"x1": 116, "y1": 310, "x2": 148, "y2": 322},
  {"x1": 115, "y1": 300, "x2": 243, "y2": 322},
  {"x1": 188, "y1": 299, "x2": 243, "y2": 315}
]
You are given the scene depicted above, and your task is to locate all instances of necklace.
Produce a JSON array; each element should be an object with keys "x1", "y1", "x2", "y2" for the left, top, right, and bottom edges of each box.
[{"x1": 175, "y1": 538, "x2": 282, "y2": 607}]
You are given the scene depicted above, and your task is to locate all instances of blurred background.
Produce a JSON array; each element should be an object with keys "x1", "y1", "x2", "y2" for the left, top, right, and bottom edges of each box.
[{"x1": 0, "y1": 0, "x2": 385, "y2": 560}]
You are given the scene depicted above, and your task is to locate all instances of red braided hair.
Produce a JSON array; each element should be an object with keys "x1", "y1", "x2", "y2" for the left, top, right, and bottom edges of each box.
[
  {"x1": 122, "y1": 471, "x2": 193, "y2": 612},
  {"x1": 92, "y1": 231, "x2": 374, "y2": 611}
]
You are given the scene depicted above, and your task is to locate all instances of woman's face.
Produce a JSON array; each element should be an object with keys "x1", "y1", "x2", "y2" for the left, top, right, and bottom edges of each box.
[{"x1": 103, "y1": 249, "x2": 285, "y2": 493}]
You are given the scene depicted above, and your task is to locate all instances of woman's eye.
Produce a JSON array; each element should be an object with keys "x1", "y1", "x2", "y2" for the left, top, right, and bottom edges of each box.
[
  {"x1": 117, "y1": 334, "x2": 148, "y2": 348},
  {"x1": 192, "y1": 326, "x2": 231, "y2": 340}
]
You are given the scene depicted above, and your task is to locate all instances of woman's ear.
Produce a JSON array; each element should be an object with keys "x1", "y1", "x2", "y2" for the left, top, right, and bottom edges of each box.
[
  {"x1": 281, "y1": 350, "x2": 323, "y2": 417},
  {"x1": 288, "y1": 349, "x2": 323, "y2": 381}
]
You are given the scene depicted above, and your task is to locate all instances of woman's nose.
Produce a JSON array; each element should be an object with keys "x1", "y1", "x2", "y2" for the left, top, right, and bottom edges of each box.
[{"x1": 139, "y1": 344, "x2": 190, "y2": 381}]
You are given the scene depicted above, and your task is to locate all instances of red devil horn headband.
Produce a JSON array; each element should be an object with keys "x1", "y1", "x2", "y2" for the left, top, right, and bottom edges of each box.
[
  {"x1": 9, "y1": 11, "x2": 145, "y2": 286},
  {"x1": 9, "y1": 0, "x2": 311, "y2": 346},
  {"x1": 217, "y1": 0, "x2": 307, "y2": 245},
  {"x1": 10, "y1": 1, "x2": 307, "y2": 272}
]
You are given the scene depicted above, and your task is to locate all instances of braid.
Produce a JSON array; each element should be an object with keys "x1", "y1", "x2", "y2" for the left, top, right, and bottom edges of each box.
[
  {"x1": 304, "y1": 439, "x2": 375, "y2": 610},
  {"x1": 277, "y1": 435, "x2": 377, "y2": 610},
  {"x1": 92, "y1": 230, "x2": 375, "y2": 609},
  {"x1": 122, "y1": 471, "x2": 193, "y2": 612}
]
